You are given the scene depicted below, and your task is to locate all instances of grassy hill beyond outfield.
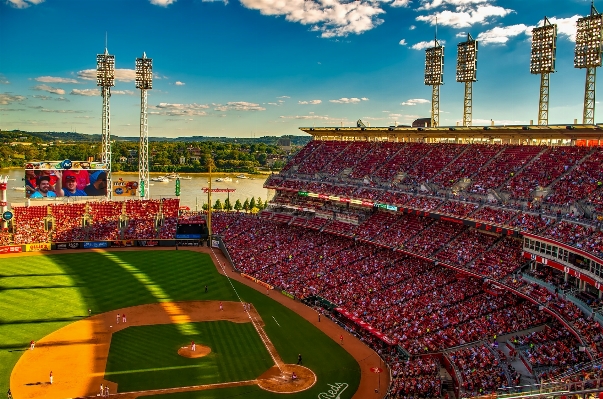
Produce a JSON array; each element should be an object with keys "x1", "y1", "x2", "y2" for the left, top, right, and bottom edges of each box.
[{"x1": 0, "y1": 250, "x2": 360, "y2": 399}]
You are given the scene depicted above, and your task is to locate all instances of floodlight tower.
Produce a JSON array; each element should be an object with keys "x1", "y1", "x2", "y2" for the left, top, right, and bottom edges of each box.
[
  {"x1": 530, "y1": 17, "x2": 557, "y2": 126},
  {"x1": 136, "y1": 52, "x2": 153, "y2": 200},
  {"x1": 96, "y1": 47, "x2": 115, "y2": 197},
  {"x1": 456, "y1": 34, "x2": 478, "y2": 127},
  {"x1": 425, "y1": 37, "x2": 444, "y2": 127},
  {"x1": 575, "y1": 2, "x2": 603, "y2": 125}
]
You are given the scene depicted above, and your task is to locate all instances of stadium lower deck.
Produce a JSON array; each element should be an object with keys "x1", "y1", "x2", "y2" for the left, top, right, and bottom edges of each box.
[{"x1": 3, "y1": 138, "x2": 603, "y2": 398}]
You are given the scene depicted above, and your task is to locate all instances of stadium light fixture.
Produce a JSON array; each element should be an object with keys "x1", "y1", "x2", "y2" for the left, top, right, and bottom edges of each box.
[
  {"x1": 96, "y1": 47, "x2": 115, "y2": 198},
  {"x1": 424, "y1": 39, "x2": 444, "y2": 127},
  {"x1": 575, "y1": 3, "x2": 603, "y2": 124},
  {"x1": 136, "y1": 53, "x2": 153, "y2": 200},
  {"x1": 456, "y1": 33, "x2": 478, "y2": 127},
  {"x1": 530, "y1": 17, "x2": 557, "y2": 126}
]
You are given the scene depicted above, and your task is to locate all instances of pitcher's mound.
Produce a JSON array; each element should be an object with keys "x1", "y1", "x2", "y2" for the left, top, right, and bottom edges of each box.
[
  {"x1": 257, "y1": 364, "x2": 316, "y2": 393},
  {"x1": 178, "y1": 345, "x2": 211, "y2": 358}
]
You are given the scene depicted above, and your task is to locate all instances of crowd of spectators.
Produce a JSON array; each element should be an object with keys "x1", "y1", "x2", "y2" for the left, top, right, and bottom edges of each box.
[
  {"x1": 389, "y1": 357, "x2": 442, "y2": 399},
  {"x1": 12, "y1": 205, "x2": 50, "y2": 244},
  {"x1": 448, "y1": 343, "x2": 508, "y2": 397}
]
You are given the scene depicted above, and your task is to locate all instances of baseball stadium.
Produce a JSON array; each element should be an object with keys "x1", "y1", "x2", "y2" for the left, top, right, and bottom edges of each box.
[{"x1": 4, "y1": 10, "x2": 603, "y2": 399}]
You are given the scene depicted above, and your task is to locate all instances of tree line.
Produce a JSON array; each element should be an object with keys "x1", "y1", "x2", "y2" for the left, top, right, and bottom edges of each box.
[{"x1": 1, "y1": 130, "x2": 294, "y2": 172}]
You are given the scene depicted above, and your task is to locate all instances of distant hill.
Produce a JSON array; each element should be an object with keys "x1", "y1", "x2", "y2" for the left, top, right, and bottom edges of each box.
[{"x1": 1, "y1": 130, "x2": 311, "y2": 146}]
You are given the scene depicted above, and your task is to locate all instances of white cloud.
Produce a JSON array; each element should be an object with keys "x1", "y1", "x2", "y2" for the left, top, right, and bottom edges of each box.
[
  {"x1": 0, "y1": 93, "x2": 26, "y2": 105},
  {"x1": 6, "y1": 0, "x2": 44, "y2": 8},
  {"x1": 77, "y1": 68, "x2": 137, "y2": 82},
  {"x1": 279, "y1": 114, "x2": 343, "y2": 121},
  {"x1": 0, "y1": 75, "x2": 9, "y2": 84},
  {"x1": 277, "y1": 95, "x2": 290, "y2": 99},
  {"x1": 213, "y1": 101, "x2": 266, "y2": 111},
  {"x1": 540, "y1": 16, "x2": 581, "y2": 42},
  {"x1": 391, "y1": 0, "x2": 411, "y2": 7},
  {"x1": 40, "y1": 109, "x2": 85, "y2": 114},
  {"x1": 32, "y1": 84, "x2": 65, "y2": 95},
  {"x1": 409, "y1": 25, "x2": 416, "y2": 30},
  {"x1": 329, "y1": 97, "x2": 368, "y2": 104},
  {"x1": 113, "y1": 90, "x2": 135, "y2": 95},
  {"x1": 35, "y1": 76, "x2": 79, "y2": 84},
  {"x1": 268, "y1": 102, "x2": 278, "y2": 105},
  {"x1": 417, "y1": 0, "x2": 488, "y2": 11},
  {"x1": 175, "y1": 81, "x2": 185, "y2": 86},
  {"x1": 299, "y1": 99, "x2": 322, "y2": 105},
  {"x1": 476, "y1": 24, "x2": 530, "y2": 45},
  {"x1": 399, "y1": 39, "x2": 408, "y2": 46},
  {"x1": 70, "y1": 89, "x2": 100, "y2": 96},
  {"x1": 401, "y1": 98, "x2": 430, "y2": 106},
  {"x1": 152, "y1": 102, "x2": 209, "y2": 116},
  {"x1": 389, "y1": 113, "x2": 403, "y2": 117},
  {"x1": 416, "y1": 4, "x2": 513, "y2": 28},
  {"x1": 411, "y1": 39, "x2": 445, "y2": 50},
  {"x1": 149, "y1": 0, "x2": 177, "y2": 6},
  {"x1": 239, "y1": 0, "x2": 388, "y2": 38}
]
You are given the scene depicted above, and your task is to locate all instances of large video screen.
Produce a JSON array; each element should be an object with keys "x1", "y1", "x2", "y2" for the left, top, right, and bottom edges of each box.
[{"x1": 24, "y1": 160, "x2": 109, "y2": 199}]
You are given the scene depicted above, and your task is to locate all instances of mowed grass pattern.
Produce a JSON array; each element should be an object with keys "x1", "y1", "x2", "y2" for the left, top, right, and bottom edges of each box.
[
  {"x1": 0, "y1": 250, "x2": 360, "y2": 399},
  {"x1": 106, "y1": 322, "x2": 273, "y2": 391}
]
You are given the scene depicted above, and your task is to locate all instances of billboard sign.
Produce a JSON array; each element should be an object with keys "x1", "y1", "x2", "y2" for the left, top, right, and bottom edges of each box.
[
  {"x1": 83, "y1": 241, "x2": 109, "y2": 249},
  {"x1": 112, "y1": 179, "x2": 138, "y2": 197},
  {"x1": 24, "y1": 160, "x2": 109, "y2": 199}
]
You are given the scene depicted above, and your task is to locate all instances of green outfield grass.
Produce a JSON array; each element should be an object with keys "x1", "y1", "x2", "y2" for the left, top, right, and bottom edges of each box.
[{"x1": 0, "y1": 250, "x2": 360, "y2": 398}]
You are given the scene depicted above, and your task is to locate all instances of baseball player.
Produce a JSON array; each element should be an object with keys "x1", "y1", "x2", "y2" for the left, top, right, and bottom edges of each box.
[
  {"x1": 49, "y1": 371, "x2": 53, "y2": 385},
  {"x1": 30, "y1": 340, "x2": 35, "y2": 350},
  {"x1": 191, "y1": 340, "x2": 196, "y2": 351},
  {"x1": 220, "y1": 302, "x2": 223, "y2": 311},
  {"x1": 122, "y1": 313, "x2": 126, "y2": 323},
  {"x1": 340, "y1": 334, "x2": 344, "y2": 345},
  {"x1": 116, "y1": 313, "x2": 120, "y2": 324}
]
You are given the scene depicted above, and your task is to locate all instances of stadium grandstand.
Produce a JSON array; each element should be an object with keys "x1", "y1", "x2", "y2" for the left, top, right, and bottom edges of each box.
[{"x1": 2, "y1": 124, "x2": 603, "y2": 398}]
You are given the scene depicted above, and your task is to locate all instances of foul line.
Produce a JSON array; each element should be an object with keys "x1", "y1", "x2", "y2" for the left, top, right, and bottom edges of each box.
[{"x1": 209, "y1": 247, "x2": 283, "y2": 372}]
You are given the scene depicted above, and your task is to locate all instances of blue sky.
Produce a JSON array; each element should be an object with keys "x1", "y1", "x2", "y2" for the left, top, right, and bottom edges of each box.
[{"x1": 0, "y1": 0, "x2": 596, "y2": 138}]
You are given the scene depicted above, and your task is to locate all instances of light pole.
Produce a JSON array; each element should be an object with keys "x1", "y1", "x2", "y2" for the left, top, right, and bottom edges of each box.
[
  {"x1": 575, "y1": 2, "x2": 603, "y2": 125},
  {"x1": 96, "y1": 47, "x2": 115, "y2": 198},
  {"x1": 424, "y1": 35, "x2": 444, "y2": 127},
  {"x1": 136, "y1": 52, "x2": 153, "y2": 199},
  {"x1": 530, "y1": 17, "x2": 557, "y2": 126},
  {"x1": 456, "y1": 33, "x2": 478, "y2": 127}
]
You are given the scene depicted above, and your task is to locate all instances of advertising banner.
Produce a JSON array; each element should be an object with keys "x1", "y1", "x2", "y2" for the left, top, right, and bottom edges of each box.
[
  {"x1": 176, "y1": 240, "x2": 200, "y2": 247},
  {"x1": 24, "y1": 160, "x2": 109, "y2": 199},
  {"x1": 0, "y1": 245, "x2": 22, "y2": 254},
  {"x1": 83, "y1": 241, "x2": 108, "y2": 249},
  {"x1": 56, "y1": 242, "x2": 82, "y2": 250},
  {"x1": 24, "y1": 243, "x2": 51, "y2": 252},
  {"x1": 176, "y1": 233, "x2": 201, "y2": 239},
  {"x1": 137, "y1": 240, "x2": 159, "y2": 247},
  {"x1": 211, "y1": 240, "x2": 220, "y2": 248},
  {"x1": 111, "y1": 240, "x2": 135, "y2": 247},
  {"x1": 112, "y1": 179, "x2": 138, "y2": 197}
]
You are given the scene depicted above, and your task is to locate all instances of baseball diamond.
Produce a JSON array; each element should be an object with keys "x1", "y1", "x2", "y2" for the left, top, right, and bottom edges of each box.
[{"x1": 1, "y1": 248, "x2": 378, "y2": 399}]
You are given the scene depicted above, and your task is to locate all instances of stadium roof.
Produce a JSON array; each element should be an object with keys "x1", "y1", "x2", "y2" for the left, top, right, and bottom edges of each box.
[{"x1": 299, "y1": 124, "x2": 603, "y2": 142}]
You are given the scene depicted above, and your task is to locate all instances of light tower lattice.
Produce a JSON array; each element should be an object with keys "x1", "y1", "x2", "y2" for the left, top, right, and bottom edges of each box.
[
  {"x1": 456, "y1": 34, "x2": 478, "y2": 127},
  {"x1": 97, "y1": 48, "x2": 115, "y2": 198},
  {"x1": 136, "y1": 53, "x2": 153, "y2": 199},
  {"x1": 575, "y1": 2, "x2": 603, "y2": 125},
  {"x1": 530, "y1": 17, "x2": 557, "y2": 126},
  {"x1": 424, "y1": 37, "x2": 444, "y2": 127}
]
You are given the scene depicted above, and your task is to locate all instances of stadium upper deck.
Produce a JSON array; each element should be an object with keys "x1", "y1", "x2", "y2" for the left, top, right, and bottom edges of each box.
[{"x1": 299, "y1": 124, "x2": 603, "y2": 144}]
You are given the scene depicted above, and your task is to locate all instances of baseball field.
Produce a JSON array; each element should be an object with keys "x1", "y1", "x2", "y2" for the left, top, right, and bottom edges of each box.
[{"x1": 0, "y1": 248, "x2": 364, "y2": 399}]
